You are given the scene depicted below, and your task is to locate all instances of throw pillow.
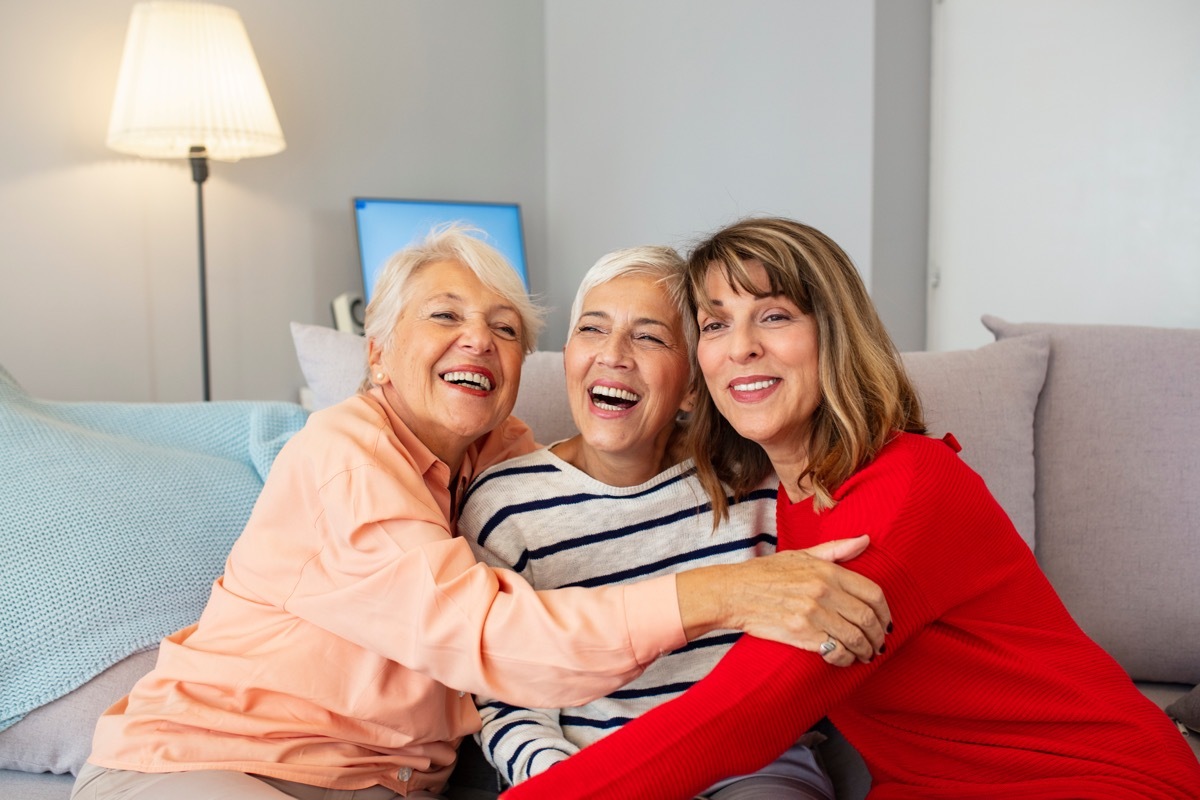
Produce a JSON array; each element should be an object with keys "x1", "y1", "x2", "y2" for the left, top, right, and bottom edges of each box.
[
  {"x1": 1166, "y1": 685, "x2": 1200, "y2": 734},
  {"x1": 901, "y1": 333, "x2": 1050, "y2": 548},
  {"x1": 510, "y1": 350, "x2": 578, "y2": 445},
  {"x1": 290, "y1": 321, "x2": 368, "y2": 410},
  {"x1": 984, "y1": 316, "x2": 1200, "y2": 686},
  {"x1": 0, "y1": 650, "x2": 157, "y2": 774}
]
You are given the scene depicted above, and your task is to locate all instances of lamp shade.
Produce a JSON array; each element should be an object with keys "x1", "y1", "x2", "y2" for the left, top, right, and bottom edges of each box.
[{"x1": 107, "y1": 1, "x2": 285, "y2": 162}]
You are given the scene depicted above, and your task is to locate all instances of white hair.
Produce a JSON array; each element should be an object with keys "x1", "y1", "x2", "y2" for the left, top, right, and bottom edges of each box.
[
  {"x1": 567, "y1": 245, "x2": 696, "y2": 359},
  {"x1": 363, "y1": 223, "x2": 545, "y2": 359}
]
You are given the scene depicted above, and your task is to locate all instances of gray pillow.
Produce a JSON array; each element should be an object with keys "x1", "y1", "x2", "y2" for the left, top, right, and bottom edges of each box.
[
  {"x1": 984, "y1": 315, "x2": 1200, "y2": 686},
  {"x1": 902, "y1": 334, "x2": 1049, "y2": 547},
  {"x1": 290, "y1": 321, "x2": 367, "y2": 410},
  {"x1": 0, "y1": 650, "x2": 157, "y2": 774},
  {"x1": 1166, "y1": 686, "x2": 1200, "y2": 734}
]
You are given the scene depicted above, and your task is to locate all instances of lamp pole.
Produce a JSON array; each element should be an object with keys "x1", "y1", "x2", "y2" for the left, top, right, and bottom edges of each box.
[
  {"x1": 189, "y1": 145, "x2": 211, "y2": 402},
  {"x1": 107, "y1": 2, "x2": 286, "y2": 402}
]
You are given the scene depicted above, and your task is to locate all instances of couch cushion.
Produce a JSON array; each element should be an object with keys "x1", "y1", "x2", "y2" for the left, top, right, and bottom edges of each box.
[
  {"x1": 902, "y1": 334, "x2": 1049, "y2": 547},
  {"x1": 0, "y1": 650, "x2": 157, "y2": 775},
  {"x1": 0, "y1": 365, "x2": 308, "y2": 733},
  {"x1": 985, "y1": 316, "x2": 1200, "y2": 685},
  {"x1": 0, "y1": 769, "x2": 75, "y2": 800}
]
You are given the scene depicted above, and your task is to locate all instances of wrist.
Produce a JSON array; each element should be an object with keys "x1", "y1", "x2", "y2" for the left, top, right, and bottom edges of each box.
[{"x1": 676, "y1": 562, "x2": 739, "y2": 640}]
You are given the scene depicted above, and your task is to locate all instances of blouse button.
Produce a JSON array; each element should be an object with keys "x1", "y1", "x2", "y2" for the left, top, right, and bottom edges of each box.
[{"x1": 398, "y1": 767, "x2": 413, "y2": 782}]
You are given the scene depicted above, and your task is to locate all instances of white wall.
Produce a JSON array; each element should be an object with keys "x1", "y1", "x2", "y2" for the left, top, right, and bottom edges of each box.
[
  {"x1": 0, "y1": 0, "x2": 546, "y2": 401},
  {"x1": 928, "y1": 0, "x2": 1200, "y2": 350},
  {"x1": 542, "y1": 0, "x2": 877, "y2": 349}
]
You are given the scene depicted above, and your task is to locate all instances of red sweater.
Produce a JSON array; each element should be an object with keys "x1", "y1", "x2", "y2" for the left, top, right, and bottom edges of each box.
[{"x1": 502, "y1": 433, "x2": 1200, "y2": 799}]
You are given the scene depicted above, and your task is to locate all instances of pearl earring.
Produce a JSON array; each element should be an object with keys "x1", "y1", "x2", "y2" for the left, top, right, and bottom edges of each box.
[{"x1": 375, "y1": 372, "x2": 385, "y2": 382}]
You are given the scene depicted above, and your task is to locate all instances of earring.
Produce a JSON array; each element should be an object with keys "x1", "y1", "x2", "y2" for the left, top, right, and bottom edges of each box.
[{"x1": 375, "y1": 372, "x2": 386, "y2": 382}]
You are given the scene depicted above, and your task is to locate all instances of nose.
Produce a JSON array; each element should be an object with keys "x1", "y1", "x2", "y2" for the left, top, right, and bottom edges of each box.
[
  {"x1": 458, "y1": 314, "x2": 495, "y2": 353},
  {"x1": 597, "y1": 333, "x2": 633, "y2": 369},
  {"x1": 729, "y1": 322, "x2": 761, "y2": 363}
]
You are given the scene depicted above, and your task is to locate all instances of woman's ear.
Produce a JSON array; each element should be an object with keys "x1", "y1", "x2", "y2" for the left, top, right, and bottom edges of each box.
[
  {"x1": 679, "y1": 388, "x2": 698, "y2": 415},
  {"x1": 367, "y1": 338, "x2": 386, "y2": 384}
]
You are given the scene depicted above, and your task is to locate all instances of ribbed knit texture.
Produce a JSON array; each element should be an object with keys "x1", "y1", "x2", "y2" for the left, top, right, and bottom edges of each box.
[
  {"x1": 0, "y1": 365, "x2": 307, "y2": 730},
  {"x1": 501, "y1": 433, "x2": 1200, "y2": 799},
  {"x1": 459, "y1": 449, "x2": 803, "y2": 787}
]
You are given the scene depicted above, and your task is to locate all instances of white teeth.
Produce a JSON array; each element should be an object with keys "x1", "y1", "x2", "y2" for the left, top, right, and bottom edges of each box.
[
  {"x1": 442, "y1": 371, "x2": 493, "y2": 391},
  {"x1": 591, "y1": 386, "x2": 640, "y2": 402},
  {"x1": 732, "y1": 379, "x2": 778, "y2": 392}
]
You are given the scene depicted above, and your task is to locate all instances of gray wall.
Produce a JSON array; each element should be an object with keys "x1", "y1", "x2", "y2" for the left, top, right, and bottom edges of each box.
[
  {"x1": 543, "y1": 0, "x2": 875, "y2": 349},
  {"x1": 540, "y1": 0, "x2": 931, "y2": 352},
  {"x1": 0, "y1": 0, "x2": 547, "y2": 402},
  {"x1": 0, "y1": 0, "x2": 929, "y2": 401}
]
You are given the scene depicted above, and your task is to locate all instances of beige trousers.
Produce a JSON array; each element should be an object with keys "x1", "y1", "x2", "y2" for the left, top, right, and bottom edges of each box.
[{"x1": 71, "y1": 762, "x2": 446, "y2": 800}]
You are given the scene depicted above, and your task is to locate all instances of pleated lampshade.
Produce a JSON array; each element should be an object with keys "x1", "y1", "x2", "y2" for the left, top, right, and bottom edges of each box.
[{"x1": 107, "y1": 1, "x2": 285, "y2": 162}]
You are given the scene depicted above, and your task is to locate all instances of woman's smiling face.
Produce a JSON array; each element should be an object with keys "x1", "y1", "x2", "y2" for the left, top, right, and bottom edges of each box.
[
  {"x1": 695, "y1": 259, "x2": 821, "y2": 466},
  {"x1": 369, "y1": 259, "x2": 525, "y2": 468},
  {"x1": 564, "y1": 274, "x2": 693, "y2": 469}
]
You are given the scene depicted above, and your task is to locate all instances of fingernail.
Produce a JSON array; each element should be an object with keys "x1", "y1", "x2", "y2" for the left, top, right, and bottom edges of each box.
[
  {"x1": 878, "y1": 644, "x2": 887, "y2": 654},
  {"x1": 886, "y1": 622, "x2": 894, "y2": 634}
]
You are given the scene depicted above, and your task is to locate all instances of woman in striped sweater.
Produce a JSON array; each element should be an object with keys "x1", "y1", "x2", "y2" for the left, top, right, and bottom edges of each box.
[{"x1": 459, "y1": 245, "x2": 836, "y2": 798}]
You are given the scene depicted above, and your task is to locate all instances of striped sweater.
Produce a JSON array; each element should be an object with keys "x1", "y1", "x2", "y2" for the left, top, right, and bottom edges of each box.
[{"x1": 457, "y1": 448, "x2": 778, "y2": 786}]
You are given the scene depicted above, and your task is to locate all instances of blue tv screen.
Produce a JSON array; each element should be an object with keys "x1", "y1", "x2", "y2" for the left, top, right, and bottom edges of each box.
[{"x1": 353, "y1": 198, "x2": 529, "y2": 302}]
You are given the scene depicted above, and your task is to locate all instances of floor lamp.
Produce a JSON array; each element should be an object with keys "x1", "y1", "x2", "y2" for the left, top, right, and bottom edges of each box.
[{"x1": 106, "y1": 1, "x2": 285, "y2": 401}]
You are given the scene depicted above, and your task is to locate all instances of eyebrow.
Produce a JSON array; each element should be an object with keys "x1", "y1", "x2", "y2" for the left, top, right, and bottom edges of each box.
[
  {"x1": 579, "y1": 310, "x2": 673, "y2": 328},
  {"x1": 424, "y1": 293, "x2": 519, "y2": 316}
]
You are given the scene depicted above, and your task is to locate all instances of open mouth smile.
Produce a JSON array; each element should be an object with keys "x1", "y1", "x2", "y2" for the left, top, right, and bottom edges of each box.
[
  {"x1": 590, "y1": 385, "x2": 640, "y2": 412},
  {"x1": 441, "y1": 370, "x2": 493, "y2": 392}
]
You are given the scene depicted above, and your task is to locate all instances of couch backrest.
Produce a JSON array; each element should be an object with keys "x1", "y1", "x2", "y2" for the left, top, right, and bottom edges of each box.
[
  {"x1": 295, "y1": 319, "x2": 1200, "y2": 684},
  {"x1": 986, "y1": 317, "x2": 1200, "y2": 686}
]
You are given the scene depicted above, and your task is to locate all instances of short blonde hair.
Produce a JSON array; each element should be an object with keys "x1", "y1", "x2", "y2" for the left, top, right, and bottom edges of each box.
[
  {"x1": 567, "y1": 245, "x2": 696, "y2": 362},
  {"x1": 686, "y1": 217, "x2": 925, "y2": 519},
  {"x1": 361, "y1": 224, "x2": 545, "y2": 387}
]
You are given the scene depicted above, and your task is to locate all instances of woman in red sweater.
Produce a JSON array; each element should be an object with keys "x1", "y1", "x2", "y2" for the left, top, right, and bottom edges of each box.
[{"x1": 503, "y1": 217, "x2": 1200, "y2": 799}]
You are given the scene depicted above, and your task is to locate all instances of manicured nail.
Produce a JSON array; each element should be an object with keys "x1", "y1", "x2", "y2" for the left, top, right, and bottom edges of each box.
[
  {"x1": 878, "y1": 644, "x2": 887, "y2": 654},
  {"x1": 886, "y1": 622, "x2": 894, "y2": 634}
]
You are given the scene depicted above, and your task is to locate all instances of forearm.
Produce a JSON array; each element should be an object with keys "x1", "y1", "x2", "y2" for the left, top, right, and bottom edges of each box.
[
  {"x1": 500, "y1": 635, "x2": 829, "y2": 800},
  {"x1": 458, "y1": 567, "x2": 686, "y2": 707},
  {"x1": 476, "y1": 699, "x2": 578, "y2": 785},
  {"x1": 289, "y1": 532, "x2": 684, "y2": 708}
]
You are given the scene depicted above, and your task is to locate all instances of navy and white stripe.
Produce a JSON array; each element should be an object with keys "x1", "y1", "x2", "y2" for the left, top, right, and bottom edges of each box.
[{"x1": 458, "y1": 448, "x2": 776, "y2": 786}]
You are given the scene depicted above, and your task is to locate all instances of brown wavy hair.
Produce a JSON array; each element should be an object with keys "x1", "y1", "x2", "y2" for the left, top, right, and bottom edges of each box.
[{"x1": 685, "y1": 217, "x2": 926, "y2": 520}]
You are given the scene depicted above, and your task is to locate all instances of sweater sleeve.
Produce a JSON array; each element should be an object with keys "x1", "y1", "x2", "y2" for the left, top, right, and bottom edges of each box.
[
  {"x1": 476, "y1": 698, "x2": 579, "y2": 786},
  {"x1": 463, "y1": 481, "x2": 584, "y2": 782},
  {"x1": 502, "y1": 435, "x2": 1012, "y2": 799}
]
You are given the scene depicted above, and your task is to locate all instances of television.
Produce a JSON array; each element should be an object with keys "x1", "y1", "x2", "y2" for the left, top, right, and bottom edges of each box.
[{"x1": 352, "y1": 198, "x2": 529, "y2": 303}]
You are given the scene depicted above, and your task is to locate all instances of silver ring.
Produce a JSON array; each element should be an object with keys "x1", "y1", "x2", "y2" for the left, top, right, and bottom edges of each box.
[{"x1": 819, "y1": 637, "x2": 838, "y2": 656}]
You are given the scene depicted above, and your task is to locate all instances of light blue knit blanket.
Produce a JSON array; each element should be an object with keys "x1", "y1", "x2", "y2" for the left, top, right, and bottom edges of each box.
[{"x1": 0, "y1": 366, "x2": 308, "y2": 731}]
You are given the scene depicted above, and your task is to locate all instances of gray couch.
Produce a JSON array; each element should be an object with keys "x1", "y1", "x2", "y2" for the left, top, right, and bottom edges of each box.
[{"x1": 2, "y1": 317, "x2": 1196, "y2": 799}]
